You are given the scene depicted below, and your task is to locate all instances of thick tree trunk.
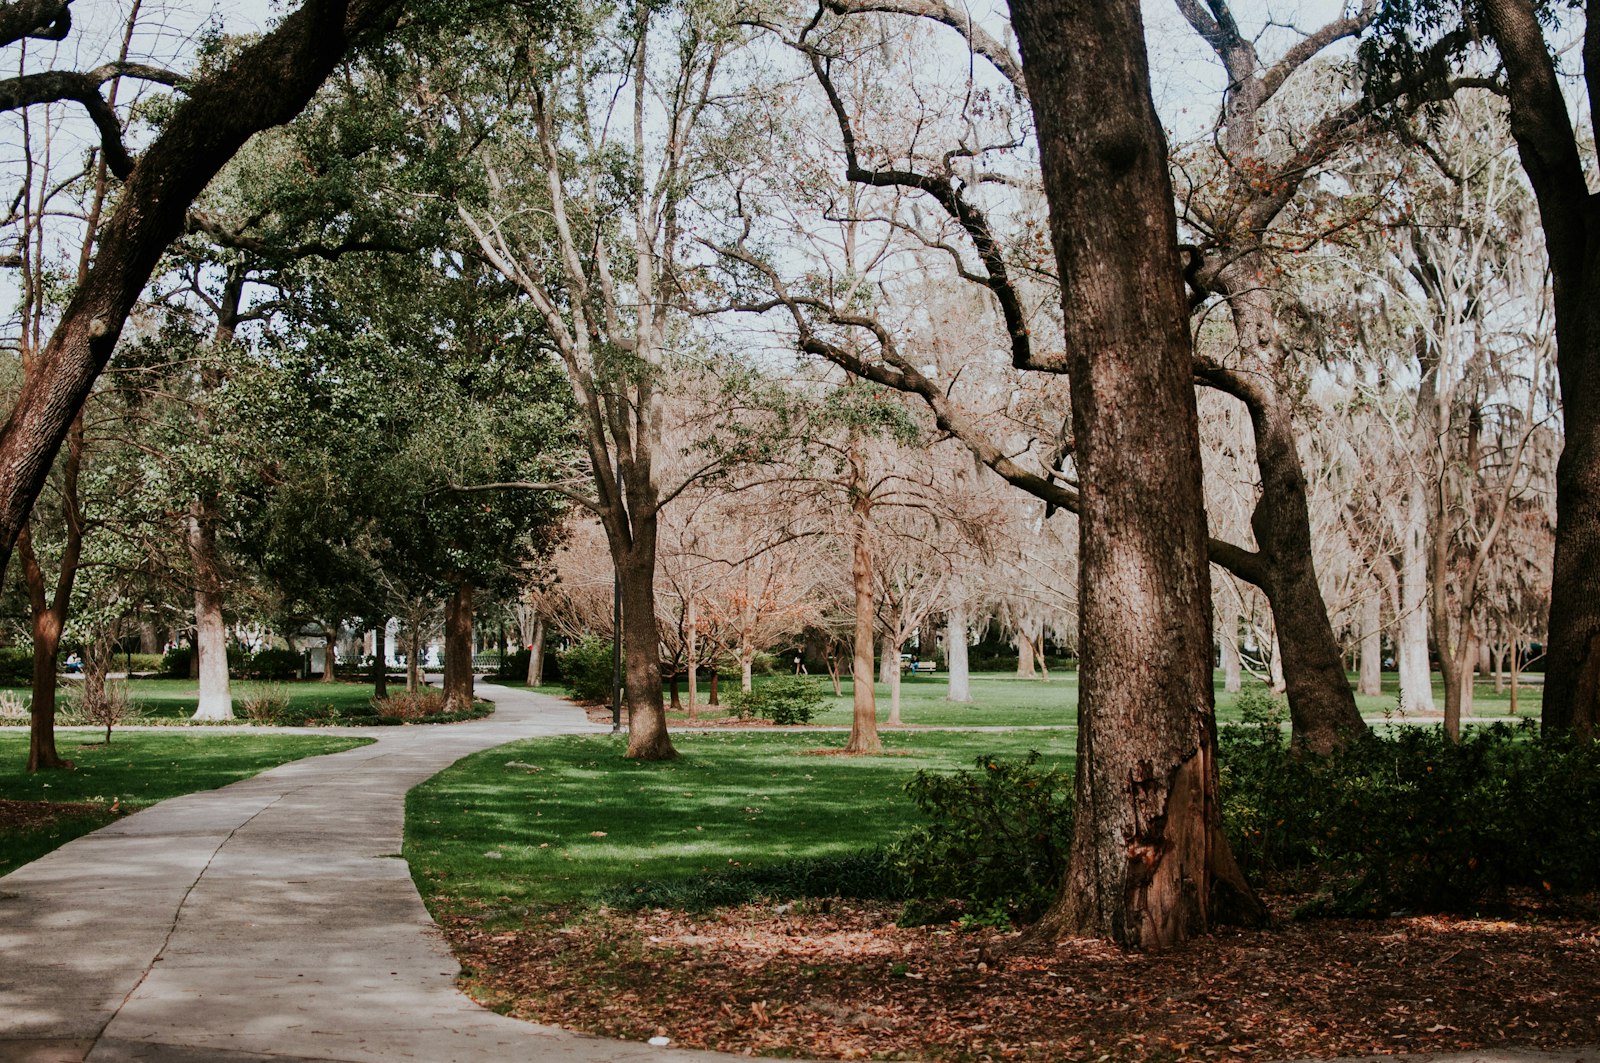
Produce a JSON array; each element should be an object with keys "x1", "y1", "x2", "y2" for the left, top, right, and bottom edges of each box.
[
  {"x1": 188, "y1": 496, "x2": 233, "y2": 719},
  {"x1": 1015, "y1": 632, "x2": 1035, "y2": 677},
  {"x1": 139, "y1": 618, "x2": 159, "y2": 654},
  {"x1": 617, "y1": 543, "x2": 675, "y2": 760},
  {"x1": 1012, "y1": 0, "x2": 1262, "y2": 946},
  {"x1": 847, "y1": 472, "x2": 881, "y2": 753},
  {"x1": 946, "y1": 598, "x2": 972, "y2": 703},
  {"x1": 528, "y1": 616, "x2": 545, "y2": 686},
  {"x1": 443, "y1": 583, "x2": 474, "y2": 712},
  {"x1": 0, "y1": 0, "x2": 407, "y2": 588},
  {"x1": 1359, "y1": 592, "x2": 1384, "y2": 697}
]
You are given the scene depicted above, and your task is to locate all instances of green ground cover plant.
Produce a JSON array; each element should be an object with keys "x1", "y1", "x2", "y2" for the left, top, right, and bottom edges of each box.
[
  {"x1": 0, "y1": 732, "x2": 372, "y2": 875},
  {"x1": 404, "y1": 729, "x2": 1070, "y2": 924}
]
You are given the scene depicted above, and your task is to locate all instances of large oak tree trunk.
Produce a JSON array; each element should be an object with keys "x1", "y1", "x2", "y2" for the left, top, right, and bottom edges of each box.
[
  {"x1": 1010, "y1": 0, "x2": 1262, "y2": 946},
  {"x1": 527, "y1": 615, "x2": 545, "y2": 686},
  {"x1": 188, "y1": 495, "x2": 233, "y2": 719},
  {"x1": 443, "y1": 582, "x2": 474, "y2": 713},
  {"x1": 616, "y1": 542, "x2": 675, "y2": 760}
]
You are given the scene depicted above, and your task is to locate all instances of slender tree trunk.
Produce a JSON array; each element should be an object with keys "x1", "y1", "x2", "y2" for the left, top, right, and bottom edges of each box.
[
  {"x1": 1398, "y1": 481, "x2": 1436, "y2": 713},
  {"x1": 321, "y1": 625, "x2": 338, "y2": 683},
  {"x1": 1012, "y1": 0, "x2": 1262, "y2": 946},
  {"x1": 528, "y1": 616, "x2": 545, "y2": 686},
  {"x1": 1510, "y1": 639, "x2": 1523, "y2": 715},
  {"x1": 827, "y1": 653, "x2": 842, "y2": 697},
  {"x1": 20, "y1": 525, "x2": 70, "y2": 772},
  {"x1": 1219, "y1": 607, "x2": 1242, "y2": 695},
  {"x1": 847, "y1": 461, "x2": 881, "y2": 754},
  {"x1": 371, "y1": 618, "x2": 388, "y2": 698},
  {"x1": 709, "y1": 671, "x2": 719, "y2": 706},
  {"x1": 669, "y1": 671, "x2": 681, "y2": 709},
  {"x1": 406, "y1": 627, "x2": 421, "y2": 694},
  {"x1": 879, "y1": 632, "x2": 895, "y2": 685},
  {"x1": 188, "y1": 496, "x2": 234, "y2": 719},
  {"x1": 740, "y1": 641, "x2": 755, "y2": 693},
  {"x1": 443, "y1": 582, "x2": 474, "y2": 712},
  {"x1": 686, "y1": 597, "x2": 698, "y2": 720},
  {"x1": 946, "y1": 598, "x2": 972, "y2": 704},
  {"x1": 1359, "y1": 592, "x2": 1384, "y2": 697},
  {"x1": 887, "y1": 640, "x2": 903, "y2": 726},
  {"x1": 1268, "y1": 632, "x2": 1286, "y2": 694}
]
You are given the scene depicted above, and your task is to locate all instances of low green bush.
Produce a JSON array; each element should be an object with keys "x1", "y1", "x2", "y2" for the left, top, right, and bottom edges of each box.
[
  {"x1": 242, "y1": 648, "x2": 302, "y2": 680},
  {"x1": 1220, "y1": 718, "x2": 1600, "y2": 915},
  {"x1": 557, "y1": 636, "x2": 615, "y2": 704},
  {"x1": 890, "y1": 750, "x2": 1074, "y2": 926},
  {"x1": 161, "y1": 646, "x2": 192, "y2": 678},
  {"x1": 113, "y1": 652, "x2": 166, "y2": 673},
  {"x1": 0, "y1": 646, "x2": 32, "y2": 686},
  {"x1": 496, "y1": 647, "x2": 531, "y2": 680},
  {"x1": 723, "y1": 675, "x2": 825, "y2": 725}
]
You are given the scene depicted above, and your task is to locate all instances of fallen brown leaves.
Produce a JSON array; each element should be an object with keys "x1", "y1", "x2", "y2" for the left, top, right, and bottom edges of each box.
[
  {"x1": 442, "y1": 895, "x2": 1600, "y2": 1062},
  {"x1": 0, "y1": 797, "x2": 114, "y2": 832}
]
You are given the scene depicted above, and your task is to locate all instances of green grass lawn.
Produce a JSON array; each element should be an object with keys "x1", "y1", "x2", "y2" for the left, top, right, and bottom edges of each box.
[
  {"x1": 655, "y1": 669, "x2": 1542, "y2": 728},
  {"x1": 4, "y1": 677, "x2": 390, "y2": 722},
  {"x1": 406, "y1": 729, "x2": 1068, "y2": 922},
  {"x1": 0, "y1": 731, "x2": 372, "y2": 876}
]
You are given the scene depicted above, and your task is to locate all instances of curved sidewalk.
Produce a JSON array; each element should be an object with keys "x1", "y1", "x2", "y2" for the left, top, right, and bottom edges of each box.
[{"x1": 0, "y1": 684, "x2": 745, "y2": 1063}]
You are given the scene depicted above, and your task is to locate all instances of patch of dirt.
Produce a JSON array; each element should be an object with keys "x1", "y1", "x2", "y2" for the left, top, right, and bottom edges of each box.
[
  {"x1": 442, "y1": 896, "x2": 1600, "y2": 1061},
  {"x1": 0, "y1": 798, "x2": 116, "y2": 832}
]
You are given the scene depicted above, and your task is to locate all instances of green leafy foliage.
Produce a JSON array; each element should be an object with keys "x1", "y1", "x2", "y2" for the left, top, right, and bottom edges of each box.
[
  {"x1": 557, "y1": 636, "x2": 616, "y2": 704},
  {"x1": 0, "y1": 647, "x2": 32, "y2": 686},
  {"x1": 160, "y1": 646, "x2": 192, "y2": 678},
  {"x1": 240, "y1": 648, "x2": 303, "y2": 681},
  {"x1": 1221, "y1": 719, "x2": 1600, "y2": 915},
  {"x1": 890, "y1": 751, "x2": 1074, "y2": 925},
  {"x1": 723, "y1": 676, "x2": 825, "y2": 725}
]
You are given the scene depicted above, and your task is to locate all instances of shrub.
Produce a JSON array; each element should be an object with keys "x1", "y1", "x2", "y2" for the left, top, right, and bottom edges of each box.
[
  {"x1": 0, "y1": 646, "x2": 33, "y2": 686},
  {"x1": 1220, "y1": 719, "x2": 1600, "y2": 915},
  {"x1": 237, "y1": 682, "x2": 291, "y2": 724},
  {"x1": 161, "y1": 646, "x2": 193, "y2": 678},
  {"x1": 372, "y1": 691, "x2": 448, "y2": 720},
  {"x1": 114, "y1": 652, "x2": 166, "y2": 674},
  {"x1": 557, "y1": 636, "x2": 615, "y2": 704},
  {"x1": 890, "y1": 751, "x2": 1074, "y2": 925},
  {"x1": 0, "y1": 689, "x2": 28, "y2": 720},
  {"x1": 497, "y1": 647, "x2": 531, "y2": 680},
  {"x1": 242, "y1": 648, "x2": 302, "y2": 681},
  {"x1": 77, "y1": 682, "x2": 142, "y2": 742},
  {"x1": 723, "y1": 676, "x2": 825, "y2": 725}
]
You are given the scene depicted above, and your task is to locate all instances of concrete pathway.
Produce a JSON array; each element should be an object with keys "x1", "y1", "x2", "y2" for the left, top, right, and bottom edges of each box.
[{"x1": 0, "y1": 684, "x2": 742, "y2": 1063}]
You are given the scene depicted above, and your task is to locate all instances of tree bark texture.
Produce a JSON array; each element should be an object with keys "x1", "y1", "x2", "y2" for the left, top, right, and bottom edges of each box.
[
  {"x1": 371, "y1": 619, "x2": 388, "y2": 698},
  {"x1": 443, "y1": 582, "x2": 474, "y2": 712},
  {"x1": 406, "y1": 627, "x2": 421, "y2": 693},
  {"x1": 0, "y1": 0, "x2": 403, "y2": 587},
  {"x1": 1359, "y1": 592, "x2": 1384, "y2": 697},
  {"x1": 616, "y1": 540, "x2": 675, "y2": 759},
  {"x1": 321, "y1": 626, "x2": 338, "y2": 683},
  {"x1": 1479, "y1": 0, "x2": 1599, "y2": 739},
  {"x1": 1219, "y1": 609, "x2": 1242, "y2": 694},
  {"x1": 527, "y1": 616, "x2": 545, "y2": 686},
  {"x1": 187, "y1": 495, "x2": 233, "y2": 719},
  {"x1": 1011, "y1": 0, "x2": 1262, "y2": 947},
  {"x1": 1397, "y1": 480, "x2": 1436, "y2": 713},
  {"x1": 847, "y1": 461, "x2": 881, "y2": 754},
  {"x1": 946, "y1": 599, "x2": 972, "y2": 703}
]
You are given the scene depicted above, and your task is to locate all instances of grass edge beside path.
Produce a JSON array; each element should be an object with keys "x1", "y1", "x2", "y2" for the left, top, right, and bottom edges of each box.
[{"x1": 0, "y1": 732, "x2": 375, "y2": 876}]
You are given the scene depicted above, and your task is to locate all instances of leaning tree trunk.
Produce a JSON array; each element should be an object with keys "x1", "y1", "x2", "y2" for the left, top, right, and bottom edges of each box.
[
  {"x1": 527, "y1": 615, "x2": 545, "y2": 686},
  {"x1": 443, "y1": 583, "x2": 474, "y2": 713},
  {"x1": 1011, "y1": 0, "x2": 1263, "y2": 946},
  {"x1": 946, "y1": 599, "x2": 972, "y2": 704},
  {"x1": 188, "y1": 495, "x2": 233, "y2": 719},
  {"x1": 0, "y1": 0, "x2": 408, "y2": 589}
]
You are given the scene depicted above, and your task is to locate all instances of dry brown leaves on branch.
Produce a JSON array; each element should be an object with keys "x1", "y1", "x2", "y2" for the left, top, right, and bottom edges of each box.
[{"x1": 444, "y1": 896, "x2": 1600, "y2": 1062}]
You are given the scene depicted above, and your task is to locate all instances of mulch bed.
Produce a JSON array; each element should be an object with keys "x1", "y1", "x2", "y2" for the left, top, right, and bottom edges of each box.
[
  {"x1": 0, "y1": 797, "x2": 116, "y2": 832},
  {"x1": 443, "y1": 896, "x2": 1600, "y2": 1061}
]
